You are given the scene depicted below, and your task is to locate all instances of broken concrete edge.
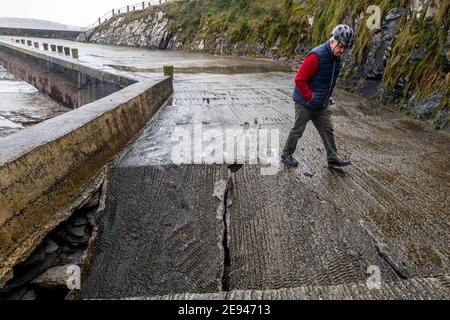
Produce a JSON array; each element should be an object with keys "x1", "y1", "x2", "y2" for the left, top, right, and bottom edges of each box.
[
  {"x1": 31, "y1": 264, "x2": 77, "y2": 288},
  {"x1": 0, "y1": 165, "x2": 108, "y2": 289},
  {"x1": 0, "y1": 40, "x2": 141, "y2": 86},
  {"x1": 358, "y1": 220, "x2": 413, "y2": 279},
  {"x1": 119, "y1": 275, "x2": 450, "y2": 300},
  {"x1": 31, "y1": 165, "x2": 112, "y2": 293},
  {"x1": 66, "y1": 171, "x2": 110, "y2": 301}
]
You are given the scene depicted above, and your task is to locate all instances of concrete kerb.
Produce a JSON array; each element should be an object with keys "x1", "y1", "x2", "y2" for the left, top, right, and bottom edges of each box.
[{"x1": 0, "y1": 41, "x2": 173, "y2": 288}]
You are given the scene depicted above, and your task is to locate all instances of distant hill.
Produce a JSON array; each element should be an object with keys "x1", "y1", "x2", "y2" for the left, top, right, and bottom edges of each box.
[{"x1": 0, "y1": 17, "x2": 83, "y2": 31}]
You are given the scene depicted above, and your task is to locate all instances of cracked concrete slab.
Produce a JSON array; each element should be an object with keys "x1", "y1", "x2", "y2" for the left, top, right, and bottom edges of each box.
[
  {"x1": 77, "y1": 71, "x2": 449, "y2": 299},
  {"x1": 76, "y1": 165, "x2": 229, "y2": 299}
]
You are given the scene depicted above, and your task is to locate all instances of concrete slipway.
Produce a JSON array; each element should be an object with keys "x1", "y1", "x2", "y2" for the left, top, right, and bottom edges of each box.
[
  {"x1": 77, "y1": 73, "x2": 450, "y2": 299},
  {"x1": 0, "y1": 37, "x2": 448, "y2": 299}
]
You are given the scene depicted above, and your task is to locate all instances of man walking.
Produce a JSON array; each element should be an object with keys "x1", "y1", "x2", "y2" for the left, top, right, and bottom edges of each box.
[{"x1": 281, "y1": 24, "x2": 354, "y2": 168}]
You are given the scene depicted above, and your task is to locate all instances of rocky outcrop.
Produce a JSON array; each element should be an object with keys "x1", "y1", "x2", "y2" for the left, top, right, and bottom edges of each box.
[{"x1": 88, "y1": 11, "x2": 173, "y2": 49}]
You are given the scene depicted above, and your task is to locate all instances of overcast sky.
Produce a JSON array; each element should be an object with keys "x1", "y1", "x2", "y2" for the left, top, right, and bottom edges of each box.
[{"x1": 1, "y1": 0, "x2": 151, "y2": 27}]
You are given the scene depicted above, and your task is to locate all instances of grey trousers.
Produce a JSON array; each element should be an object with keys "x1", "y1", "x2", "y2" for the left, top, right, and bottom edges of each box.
[{"x1": 282, "y1": 102, "x2": 338, "y2": 161}]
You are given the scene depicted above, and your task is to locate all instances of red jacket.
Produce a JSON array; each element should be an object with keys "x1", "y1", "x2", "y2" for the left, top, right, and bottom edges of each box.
[{"x1": 294, "y1": 53, "x2": 319, "y2": 102}]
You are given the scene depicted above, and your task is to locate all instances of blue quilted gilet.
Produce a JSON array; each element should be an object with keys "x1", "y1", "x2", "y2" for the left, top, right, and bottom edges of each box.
[{"x1": 293, "y1": 41, "x2": 341, "y2": 110}]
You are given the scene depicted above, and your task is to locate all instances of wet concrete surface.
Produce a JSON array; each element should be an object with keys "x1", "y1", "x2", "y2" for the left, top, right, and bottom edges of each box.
[
  {"x1": 0, "y1": 36, "x2": 448, "y2": 299},
  {"x1": 77, "y1": 71, "x2": 450, "y2": 299},
  {"x1": 78, "y1": 165, "x2": 227, "y2": 299},
  {"x1": 0, "y1": 65, "x2": 69, "y2": 137},
  {"x1": 0, "y1": 36, "x2": 292, "y2": 76}
]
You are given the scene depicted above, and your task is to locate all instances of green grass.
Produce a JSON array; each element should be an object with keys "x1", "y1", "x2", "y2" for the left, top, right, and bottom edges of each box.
[{"x1": 384, "y1": 0, "x2": 448, "y2": 104}]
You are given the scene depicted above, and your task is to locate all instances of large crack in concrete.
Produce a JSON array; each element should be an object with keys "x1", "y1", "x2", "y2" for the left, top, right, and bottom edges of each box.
[
  {"x1": 221, "y1": 177, "x2": 231, "y2": 292},
  {"x1": 359, "y1": 220, "x2": 410, "y2": 280},
  {"x1": 220, "y1": 165, "x2": 244, "y2": 292}
]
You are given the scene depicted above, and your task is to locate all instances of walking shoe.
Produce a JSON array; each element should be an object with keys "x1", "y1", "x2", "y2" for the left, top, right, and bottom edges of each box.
[
  {"x1": 281, "y1": 155, "x2": 299, "y2": 166},
  {"x1": 328, "y1": 159, "x2": 351, "y2": 168}
]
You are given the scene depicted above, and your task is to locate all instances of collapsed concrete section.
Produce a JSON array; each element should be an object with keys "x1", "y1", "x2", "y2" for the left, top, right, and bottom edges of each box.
[
  {"x1": 0, "y1": 41, "x2": 136, "y2": 108},
  {"x1": 0, "y1": 42, "x2": 173, "y2": 288}
]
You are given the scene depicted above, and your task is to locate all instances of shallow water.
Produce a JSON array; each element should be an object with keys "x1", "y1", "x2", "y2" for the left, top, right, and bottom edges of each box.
[{"x1": 0, "y1": 65, "x2": 70, "y2": 138}]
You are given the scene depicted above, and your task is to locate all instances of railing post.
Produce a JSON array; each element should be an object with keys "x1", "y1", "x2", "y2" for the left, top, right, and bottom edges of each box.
[
  {"x1": 127, "y1": 5, "x2": 130, "y2": 13},
  {"x1": 142, "y1": 2, "x2": 145, "y2": 9},
  {"x1": 71, "y1": 48, "x2": 79, "y2": 59},
  {"x1": 112, "y1": 9, "x2": 115, "y2": 16},
  {"x1": 163, "y1": 65, "x2": 174, "y2": 77},
  {"x1": 99, "y1": 18, "x2": 101, "y2": 25}
]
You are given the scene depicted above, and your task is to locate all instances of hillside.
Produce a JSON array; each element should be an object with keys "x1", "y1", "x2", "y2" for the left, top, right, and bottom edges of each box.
[
  {"x1": 84, "y1": 0, "x2": 449, "y2": 131},
  {"x1": 0, "y1": 17, "x2": 82, "y2": 31}
]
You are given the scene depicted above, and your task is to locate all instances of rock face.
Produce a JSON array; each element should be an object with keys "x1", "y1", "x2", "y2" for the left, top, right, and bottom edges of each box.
[
  {"x1": 89, "y1": 12, "x2": 172, "y2": 49},
  {"x1": 85, "y1": 1, "x2": 449, "y2": 131},
  {"x1": 342, "y1": 7, "x2": 404, "y2": 97}
]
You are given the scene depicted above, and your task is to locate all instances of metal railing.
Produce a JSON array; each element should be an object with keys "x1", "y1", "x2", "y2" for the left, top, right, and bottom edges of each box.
[{"x1": 83, "y1": 0, "x2": 170, "y2": 30}]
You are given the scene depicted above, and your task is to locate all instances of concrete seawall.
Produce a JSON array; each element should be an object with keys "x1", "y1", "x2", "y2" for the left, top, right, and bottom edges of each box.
[
  {"x1": 0, "y1": 28, "x2": 81, "y2": 41},
  {"x1": 0, "y1": 43, "x2": 173, "y2": 287},
  {"x1": 0, "y1": 41, "x2": 136, "y2": 108}
]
